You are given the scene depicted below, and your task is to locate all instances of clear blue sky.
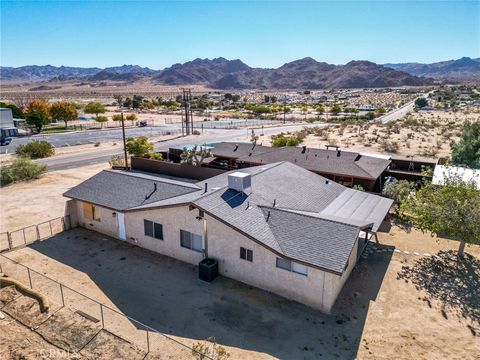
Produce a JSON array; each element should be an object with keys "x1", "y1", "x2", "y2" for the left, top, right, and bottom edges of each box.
[{"x1": 1, "y1": 1, "x2": 479, "y2": 69}]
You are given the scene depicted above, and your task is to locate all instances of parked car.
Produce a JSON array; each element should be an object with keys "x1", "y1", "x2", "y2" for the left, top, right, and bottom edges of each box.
[
  {"x1": 0, "y1": 136, "x2": 12, "y2": 146},
  {"x1": 137, "y1": 121, "x2": 148, "y2": 127}
]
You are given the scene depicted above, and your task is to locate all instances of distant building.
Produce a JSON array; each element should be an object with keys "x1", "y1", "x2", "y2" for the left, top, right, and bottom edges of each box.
[
  {"x1": 432, "y1": 165, "x2": 480, "y2": 189},
  {"x1": 0, "y1": 108, "x2": 18, "y2": 138}
]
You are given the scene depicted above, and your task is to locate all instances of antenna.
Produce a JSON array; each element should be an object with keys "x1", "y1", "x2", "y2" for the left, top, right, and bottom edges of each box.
[{"x1": 181, "y1": 88, "x2": 193, "y2": 136}]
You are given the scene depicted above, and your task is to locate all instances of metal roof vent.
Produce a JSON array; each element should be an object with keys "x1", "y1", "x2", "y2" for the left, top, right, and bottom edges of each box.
[{"x1": 228, "y1": 172, "x2": 251, "y2": 192}]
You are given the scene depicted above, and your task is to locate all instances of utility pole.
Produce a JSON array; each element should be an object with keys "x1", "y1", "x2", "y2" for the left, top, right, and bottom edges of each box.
[
  {"x1": 283, "y1": 96, "x2": 287, "y2": 124},
  {"x1": 121, "y1": 112, "x2": 128, "y2": 170},
  {"x1": 181, "y1": 88, "x2": 193, "y2": 136}
]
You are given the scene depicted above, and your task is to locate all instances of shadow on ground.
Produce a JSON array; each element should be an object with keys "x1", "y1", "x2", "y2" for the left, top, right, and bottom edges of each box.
[
  {"x1": 22, "y1": 229, "x2": 392, "y2": 359},
  {"x1": 397, "y1": 250, "x2": 480, "y2": 326}
]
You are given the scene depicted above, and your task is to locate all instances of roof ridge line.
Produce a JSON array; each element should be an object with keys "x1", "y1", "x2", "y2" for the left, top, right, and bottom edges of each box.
[
  {"x1": 260, "y1": 205, "x2": 363, "y2": 229},
  {"x1": 104, "y1": 169, "x2": 201, "y2": 189}
]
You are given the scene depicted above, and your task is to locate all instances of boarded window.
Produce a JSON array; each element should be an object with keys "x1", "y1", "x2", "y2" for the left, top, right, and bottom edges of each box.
[{"x1": 83, "y1": 203, "x2": 99, "y2": 221}]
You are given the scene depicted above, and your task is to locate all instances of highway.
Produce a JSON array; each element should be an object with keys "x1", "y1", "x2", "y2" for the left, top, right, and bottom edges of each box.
[
  {"x1": 377, "y1": 92, "x2": 431, "y2": 124},
  {"x1": 36, "y1": 123, "x2": 323, "y2": 172}
]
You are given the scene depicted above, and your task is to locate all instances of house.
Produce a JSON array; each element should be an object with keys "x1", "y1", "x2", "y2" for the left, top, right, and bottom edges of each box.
[
  {"x1": 207, "y1": 142, "x2": 391, "y2": 191},
  {"x1": 64, "y1": 162, "x2": 393, "y2": 312}
]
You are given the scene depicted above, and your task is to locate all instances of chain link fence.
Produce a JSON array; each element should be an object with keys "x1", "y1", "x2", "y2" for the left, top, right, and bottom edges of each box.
[
  {"x1": 0, "y1": 254, "x2": 212, "y2": 359},
  {"x1": 0, "y1": 216, "x2": 72, "y2": 252}
]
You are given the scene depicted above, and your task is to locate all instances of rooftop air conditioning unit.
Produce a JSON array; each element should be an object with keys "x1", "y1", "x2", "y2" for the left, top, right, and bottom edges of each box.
[{"x1": 228, "y1": 172, "x2": 251, "y2": 192}]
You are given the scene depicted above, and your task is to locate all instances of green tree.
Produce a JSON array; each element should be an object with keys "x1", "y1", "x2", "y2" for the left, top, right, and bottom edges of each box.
[
  {"x1": 112, "y1": 114, "x2": 123, "y2": 121},
  {"x1": 315, "y1": 105, "x2": 325, "y2": 115},
  {"x1": 451, "y1": 121, "x2": 480, "y2": 168},
  {"x1": 84, "y1": 102, "x2": 106, "y2": 119},
  {"x1": 330, "y1": 104, "x2": 342, "y2": 115},
  {"x1": 383, "y1": 180, "x2": 417, "y2": 209},
  {"x1": 25, "y1": 99, "x2": 50, "y2": 133},
  {"x1": 400, "y1": 175, "x2": 480, "y2": 257},
  {"x1": 271, "y1": 136, "x2": 300, "y2": 147},
  {"x1": 0, "y1": 101, "x2": 24, "y2": 118},
  {"x1": 126, "y1": 136, "x2": 153, "y2": 157},
  {"x1": 95, "y1": 115, "x2": 109, "y2": 128},
  {"x1": 415, "y1": 97, "x2": 428, "y2": 108},
  {"x1": 50, "y1": 102, "x2": 78, "y2": 128},
  {"x1": 16, "y1": 140, "x2": 55, "y2": 159},
  {"x1": 113, "y1": 95, "x2": 123, "y2": 108}
]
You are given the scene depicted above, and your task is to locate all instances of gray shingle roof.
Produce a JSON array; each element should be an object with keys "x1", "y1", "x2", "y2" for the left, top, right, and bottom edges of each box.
[
  {"x1": 212, "y1": 142, "x2": 391, "y2": 179},
  {"x1": 259, "y1": 207, "x2": 361, "y2": 274},
  {"x1": 65, "y1": 162, "x2": 393, "y2": 274},
  {"x1": 63, "y1": 170, "x2": 200, "y2": 211}
]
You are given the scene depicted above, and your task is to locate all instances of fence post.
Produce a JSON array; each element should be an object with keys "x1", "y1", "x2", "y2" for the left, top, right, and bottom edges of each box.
[
  {"x1": 27, "y1": 268, "x2": 33, "y2": 288},
  {"x1": 59, "y1": 283, "x2": 65, "y2": 307},
  {"x1": 7, "y1": 232, "x2": 12, "y2": 250},
  {"x1": 146, "y1": 329, "x2": 150, "y2": 354},
  {"x1": 100, "y1": 303, "x2": 105, "y2": 328}
]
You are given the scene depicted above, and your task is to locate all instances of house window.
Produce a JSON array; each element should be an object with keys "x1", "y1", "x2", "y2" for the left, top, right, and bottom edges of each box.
[
  {"x1": 180, "y1": 230, "x2": 203, "y2": 252},
  {"x1": 144, "y1": 220, "x2": 163, "y2": 240},
  {"x1": 83, "y1": 203, "x2": 100, "y2": 221},
  {"x1": 276, "y1": 257, "x2": 308, "y2": 276},
  {"x1": 240, "y1": 247, "x2": 253, "y2": 262}
]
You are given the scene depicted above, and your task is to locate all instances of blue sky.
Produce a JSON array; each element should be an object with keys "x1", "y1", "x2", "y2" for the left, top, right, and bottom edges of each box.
[{"x1": 1, "y1": 1, "x2": 479, "y2": 68}]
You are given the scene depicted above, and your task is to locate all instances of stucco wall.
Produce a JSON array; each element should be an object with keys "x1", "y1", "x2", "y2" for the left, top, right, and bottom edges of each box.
[
  {"x1": 70, "y1": 200, "x2": 357, "y2": 312},
  {"x1": 74, "y1": 201, "x2": 118, "y2": 239}
]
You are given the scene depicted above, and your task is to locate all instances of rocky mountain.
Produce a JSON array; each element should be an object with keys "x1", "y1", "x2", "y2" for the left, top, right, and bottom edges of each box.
[
  {"x1": 153, "y1": 57, "x2": 250, "y2": 85},
  {"x1": 210, "y1": 58, "x2": 431, "y2": 89},
  {"x1": 384, "y1": 57, "x2": 480, "y2": 81},
  {"x1": 1, "y1": 57, "x2": 436, "y2": 88},
  {"x1": 0, "y1": 65, "x2": 101, "y2": 81}
]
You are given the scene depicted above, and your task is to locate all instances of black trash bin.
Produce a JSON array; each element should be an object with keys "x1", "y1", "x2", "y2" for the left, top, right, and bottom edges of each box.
[{"x1": 198, "y1": 258, "x2": 218, "y2": 282}]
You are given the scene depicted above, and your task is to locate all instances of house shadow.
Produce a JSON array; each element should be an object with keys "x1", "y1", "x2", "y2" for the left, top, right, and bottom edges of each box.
[
  {"x1": 397, "y1": 250, "x2": 480, "y2": 328},
  {"x1": 25, "y1": 229, "x2": 393, "y2": 359}
]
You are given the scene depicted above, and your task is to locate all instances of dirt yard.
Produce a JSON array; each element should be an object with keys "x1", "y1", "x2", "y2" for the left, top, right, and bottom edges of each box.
[
  {"x1": 1, "y1": 226, "x2": 478, "y2": 359},
  {"x1": 0, "y1": 163, "x2": 108, "y2": 232},
  {"x1": 267, "y1": 108, "x2": 479, "y2": 160}
]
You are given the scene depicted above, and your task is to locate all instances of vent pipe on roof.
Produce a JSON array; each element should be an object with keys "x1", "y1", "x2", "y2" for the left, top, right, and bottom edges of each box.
[
  {"x1": 273, "y1": 199, "x2": 276, "y2": 207},
  {"x1": 325, "y1": 180, "x2": 329, "y2": 184},
  {"x1": 337, "y1": 150, "x2": 341, "y2": 157},
  {"x1": 204, "y1": 182, "x2": 208, "y2": 193},
  {"x1": 301, "y1": 146, "x2": 307, "y2": 154}
]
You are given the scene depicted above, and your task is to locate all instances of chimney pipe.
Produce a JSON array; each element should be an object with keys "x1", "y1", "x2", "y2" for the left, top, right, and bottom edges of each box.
[
  {"x1": 301, "y1": 146, "x2": 307, "y2": 154},
  {"x1": 204, "y1": 182, "x2": 208, "y2": 193},
  {"x1": 337, "y1": 149, "x2": 341, "y2": 157}
]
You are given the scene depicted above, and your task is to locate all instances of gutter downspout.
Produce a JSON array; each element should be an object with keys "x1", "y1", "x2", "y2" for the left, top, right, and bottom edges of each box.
[{"x1": 203, "y1": 217, "x2": 208, "y2": 259}]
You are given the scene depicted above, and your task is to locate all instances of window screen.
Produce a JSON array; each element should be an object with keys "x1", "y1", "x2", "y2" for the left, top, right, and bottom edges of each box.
[
  {"x1": 180, "y1": 230, "x2": 191, "y2": 248},
  {"x1": 292, "y1": 262, "x2": 308, "y2": 276},
  {"x1": 144, "y1": 220, "x2": 153, "y2": 237},
  {"x1": 154, "y1": 223, "x2": 163, "y2": 240},
  {"x1": 276, "y1": 258, "x2": 291, "y2": 271},
  {"x1": 192, "y1": 234, "x2": 203, "y2": 252}
]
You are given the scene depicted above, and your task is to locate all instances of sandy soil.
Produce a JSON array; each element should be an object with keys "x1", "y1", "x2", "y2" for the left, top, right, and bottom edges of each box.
[
  {"x1": 266, "y1": 108, "x2": 479, "y2": 159},
  {"x1": 0, "y1": 163, "x2": 108, "y2": 232},
  {"x1": 2, "y1": 227, "x2": 478, "y2": 359}
]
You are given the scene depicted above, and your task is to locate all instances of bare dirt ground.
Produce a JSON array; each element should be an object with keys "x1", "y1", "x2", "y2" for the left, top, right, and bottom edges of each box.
[
  {"x1": 1, "y1": 227, "x2": 478, "y2": 359},
  {"x1": 0, "y1": 163, "x2": 108, "y2": 232},
  {"x1": 266, "y1": 107, "x2": 479, "y2": 159}
]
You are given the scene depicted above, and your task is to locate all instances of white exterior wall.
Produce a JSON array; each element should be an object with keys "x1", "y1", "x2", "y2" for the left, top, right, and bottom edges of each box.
[{"x1": 70, "y1": 200, "x2": 357, "y2": 312}]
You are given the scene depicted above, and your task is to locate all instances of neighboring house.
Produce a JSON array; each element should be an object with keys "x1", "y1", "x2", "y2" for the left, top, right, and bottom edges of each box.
[
  {"x1": 0, "y1": 108, "x2": 18, "y2": 138},
  {"x1": 64, "y1": 161, "x2": 393, "y2": 312},
  {"x1": 432, "y1": 165, "x2": 480, "y2": 189},
  {"x1": 207, "y1": 142, "x2": 391, "y2": 191}
]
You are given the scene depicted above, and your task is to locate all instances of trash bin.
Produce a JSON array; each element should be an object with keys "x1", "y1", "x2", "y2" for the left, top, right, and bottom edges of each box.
[{"x1": 198, "y1": 258, "x2": 218, "y2": 282}]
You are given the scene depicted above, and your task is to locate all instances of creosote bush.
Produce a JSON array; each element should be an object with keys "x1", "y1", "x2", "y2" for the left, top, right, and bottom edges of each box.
[
  {"x1": 1, "y1": 157, "x2": 47, "y2": 186},
  {"x1": 15, "y1": 140, "x2": 55, "y2": 159}
]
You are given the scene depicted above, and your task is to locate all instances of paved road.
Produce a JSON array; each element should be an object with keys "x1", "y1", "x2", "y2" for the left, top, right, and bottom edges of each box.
[
  {"x1": 37, "y1": 123, "x2": 324, "y2": 172},
  {"x1": 377, "y1": 92, "x2": 431, "y2": 124}
]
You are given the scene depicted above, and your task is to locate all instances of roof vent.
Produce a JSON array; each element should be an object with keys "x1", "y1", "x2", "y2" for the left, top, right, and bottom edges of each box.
[
  {"x1": 337, "y1": 150, "x2": 341, "y2": 157},
  {"x1": 325, "y1": 180, "x2": 329, "y2": 184},
  {"x1": 301, "y1": 146, "x2": 307, "y2": 154},
  {"x1": 228, "y1": 172, "x2": 251, "y2": 192}
]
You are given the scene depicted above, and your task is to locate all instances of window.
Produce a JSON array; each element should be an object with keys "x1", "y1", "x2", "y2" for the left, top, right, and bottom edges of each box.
[
  {"x1": 144, "y1": 219, "x2": 163, "y2": 240},
  {"x1": 180, "y1": 230, "x2": 203, "y2": 252},
  {"x1": 276, "y1": 257, "x2": 308, "y2": 276},
  {"x1": 83, "y1": 203, "x2": 100, "y2": 221},
  {"x1": 240, "y1": 247, "x2": 253, "y2": 262}
]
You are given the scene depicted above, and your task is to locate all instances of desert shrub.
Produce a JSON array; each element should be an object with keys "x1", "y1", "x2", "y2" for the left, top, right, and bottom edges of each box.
[
  {"x1": 192, "y1": 337, "x2": 230, "y2": 360},
  {"x1": 148, "y1": 152, "x2": 163, "y2": 160},
  {"x1": 126, "y1": 136, "x2": 153, "y2": 157},
  {"x1": 271, "y1": 136, "x2": 300, "y2": 147},
  {"x1": 1, "y1": 157, "x2": 47, "y2": 185},
  {"x1": 109, "y1": 155, "x2": 125, "y2": 168},
  {"x1": 379, "y1": 139, "x2": 399, "y2": 153},
  {"x1": 15, "y1": 140, "x2": 55, "y2": 159},
  {"x1": 94, "y1": 142, "x2": 101, "y2": 147},
  {"x1": 192, "y1": 130, "x2": 201, "y2": 135}
]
